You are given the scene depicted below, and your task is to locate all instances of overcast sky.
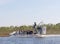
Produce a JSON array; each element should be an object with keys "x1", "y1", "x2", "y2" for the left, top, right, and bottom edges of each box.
[{"x1": 0, "y1": 0, "x2": 60, "y2": 26}]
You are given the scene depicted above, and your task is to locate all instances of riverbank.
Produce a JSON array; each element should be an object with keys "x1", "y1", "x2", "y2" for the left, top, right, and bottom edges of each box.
[
  {"x1": 42, "y1": 34, "x2": 60, "y2": 37},
  {"x1": 34, "y1": 34, "x2": 60, "y2": 37},
  {"x1": 0, "y1": 24, "x2": 60, "y2": 37},
  {"x1": 1, "y1": 34, "x2": 60, "y2": 37},
  {"x1": 0, "y1": 31, "x2": 60, "y2": 37}
]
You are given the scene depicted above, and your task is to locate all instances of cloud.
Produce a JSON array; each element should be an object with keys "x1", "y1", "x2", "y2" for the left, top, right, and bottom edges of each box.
[{"x1": 0, "y1": 0, "x2": 15, "y2": 5}]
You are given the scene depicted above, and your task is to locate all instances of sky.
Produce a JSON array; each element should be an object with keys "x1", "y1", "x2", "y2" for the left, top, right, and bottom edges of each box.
[{"x1": 0, "y1": 0, "x2": 60, "y2": 26}]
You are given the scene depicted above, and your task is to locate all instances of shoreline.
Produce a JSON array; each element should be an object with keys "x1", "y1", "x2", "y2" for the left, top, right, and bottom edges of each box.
[
  {"x1": 45, "y1": 34, "x2": 60, "y2": 37},
  {"x1": 1, "y1": 34, "x2": 60, "y2": 37},
  {"x1": 9, "y1": 34, "x2": 60, "y2": 37}
]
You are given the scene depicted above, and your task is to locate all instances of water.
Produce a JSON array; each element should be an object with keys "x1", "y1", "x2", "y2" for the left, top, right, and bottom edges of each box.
[{"x1": 0, "y1": 36, "x2": 60, "y2": 44}]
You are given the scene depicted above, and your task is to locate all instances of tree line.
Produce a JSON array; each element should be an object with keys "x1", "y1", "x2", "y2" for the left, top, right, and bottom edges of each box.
[{"x1": 0, "y1": 23, "x2": 60, "y2": 36}]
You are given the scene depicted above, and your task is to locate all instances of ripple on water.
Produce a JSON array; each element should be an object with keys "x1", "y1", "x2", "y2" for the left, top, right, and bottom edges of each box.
[{"x1": 0, "y1": 36, "x2": 60, "y2": 44}]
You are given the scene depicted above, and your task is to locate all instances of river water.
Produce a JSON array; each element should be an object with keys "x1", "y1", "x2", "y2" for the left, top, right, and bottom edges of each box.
[{"x1": 0, "y1": 36, "x2": 60, "y2": 44}]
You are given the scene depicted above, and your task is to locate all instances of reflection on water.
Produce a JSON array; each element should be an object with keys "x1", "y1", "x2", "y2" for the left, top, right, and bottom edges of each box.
[{"x1": 0, "y1": 36, "x2": 60, "y2": 44}]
